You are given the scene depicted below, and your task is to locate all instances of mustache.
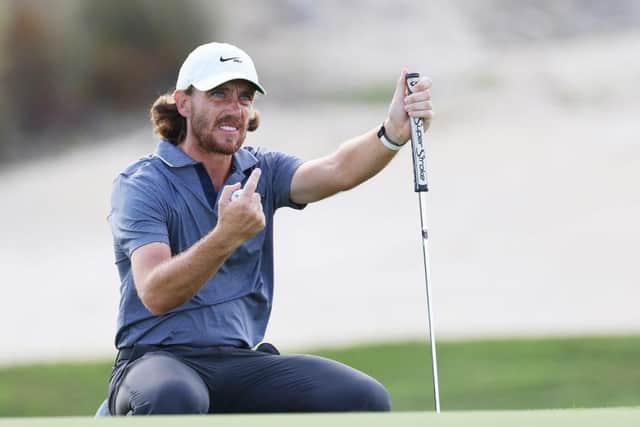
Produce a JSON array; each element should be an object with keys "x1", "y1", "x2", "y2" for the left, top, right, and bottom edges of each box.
[{"x1": 214, "y1": 115, "x2": 243, "y2": 128}]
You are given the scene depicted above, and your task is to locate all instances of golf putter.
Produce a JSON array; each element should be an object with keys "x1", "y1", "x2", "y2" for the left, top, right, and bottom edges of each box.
[{"x1": 406, "y1": 72, "x2": 441, "y2": 413}]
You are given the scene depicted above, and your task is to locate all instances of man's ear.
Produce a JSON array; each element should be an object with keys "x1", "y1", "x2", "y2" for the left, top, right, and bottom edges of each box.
[{"x1": 173, "y1": 90, "x2": 191, "y2": 118}]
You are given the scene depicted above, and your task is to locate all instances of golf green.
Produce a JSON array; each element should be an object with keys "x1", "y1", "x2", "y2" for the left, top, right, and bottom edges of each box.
[{"x1": 0, "y1": 408, "x2": 639, "y2": 427}]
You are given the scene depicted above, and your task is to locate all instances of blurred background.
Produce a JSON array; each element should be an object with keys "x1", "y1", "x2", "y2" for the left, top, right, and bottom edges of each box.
[{"x1": 1, "y1": 0, "x2": 639, "y2": 416}]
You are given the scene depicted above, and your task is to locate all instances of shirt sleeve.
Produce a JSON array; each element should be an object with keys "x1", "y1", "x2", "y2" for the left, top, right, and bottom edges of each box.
[
  {"x1": 266, "y1": 151, "x2": 307, "y2": 210},
  {"x1": 108, "y1": 174, "x2": 170, "y2": 259}
]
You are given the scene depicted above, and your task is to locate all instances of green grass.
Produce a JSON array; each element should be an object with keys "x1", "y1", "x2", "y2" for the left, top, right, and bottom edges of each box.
[
  {"x1": 1, "y1": 409, "x2": 640, "y2": 427},
  {"x1": 314, "y1": 336, "x2": 640, "y2": 411},
  {"x1": 0, "y1": 361, "x2": 110, "y2": 417},
  {"x1": 1, "y1": 336, "x2": 639, "y2": 417}
]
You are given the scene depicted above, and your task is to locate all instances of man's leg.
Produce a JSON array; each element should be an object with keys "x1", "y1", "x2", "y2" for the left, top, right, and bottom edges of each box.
[
  {"x1": 206, "y1": 351, "x2": 391, "y2": 413},
  {"x1": 111, "y1": 351, "x2": 209, "y2": 415}
]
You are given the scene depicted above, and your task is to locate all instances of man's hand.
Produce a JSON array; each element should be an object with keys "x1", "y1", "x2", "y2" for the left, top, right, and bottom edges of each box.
[
  {"x1": 385, "y1": 68, "x2": 433, "y2": 144},
  {"x1": 217, "y1": 168, "x2": 266, "y2": 248}
]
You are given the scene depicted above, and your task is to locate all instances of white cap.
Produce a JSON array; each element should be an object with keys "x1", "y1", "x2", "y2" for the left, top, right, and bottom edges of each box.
[{"x1": 175, "y1": 42, "x2": 266, "y2": 94}]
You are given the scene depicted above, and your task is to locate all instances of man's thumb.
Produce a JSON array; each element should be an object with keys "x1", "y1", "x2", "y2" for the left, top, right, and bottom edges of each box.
[
  {"x1": 219, "y1": 182, "x2": 241, "y2": 210},
  {"x1": 394, "y1": 67, "x2": 408, "y2": 100}
]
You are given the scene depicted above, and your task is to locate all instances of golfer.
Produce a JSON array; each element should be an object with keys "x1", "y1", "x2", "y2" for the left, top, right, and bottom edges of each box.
[{"x1": 107, "y1": 42, "x2": 433, "y2": 415}]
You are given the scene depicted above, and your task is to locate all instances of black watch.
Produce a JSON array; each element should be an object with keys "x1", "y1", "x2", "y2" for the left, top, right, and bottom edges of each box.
[{"x1": 377, "y1": 124, "x2": 403, "y2": 151}]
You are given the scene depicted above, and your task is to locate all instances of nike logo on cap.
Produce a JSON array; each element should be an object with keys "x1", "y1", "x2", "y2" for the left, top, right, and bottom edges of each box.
[{"x1": 220, "y1": 56, "x2": 242, "y2": 63}]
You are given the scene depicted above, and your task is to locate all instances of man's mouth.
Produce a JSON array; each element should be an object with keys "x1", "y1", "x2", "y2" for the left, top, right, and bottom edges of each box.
[
  {"x1": 218, "y1": 125, "x2": 239, "y2": 132},
  {"x1": 215, "y1": 118, "x2": 243, "y2": 134}
]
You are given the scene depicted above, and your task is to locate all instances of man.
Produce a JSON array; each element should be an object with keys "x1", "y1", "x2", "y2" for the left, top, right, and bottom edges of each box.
[{"x1": 107, "y1": 42, "x2": 433, "y2": 415}]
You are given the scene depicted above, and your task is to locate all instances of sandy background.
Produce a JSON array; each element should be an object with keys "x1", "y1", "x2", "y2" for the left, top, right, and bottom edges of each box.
[{"x1": 1, "y1": 1, "x2": 639, "y2": 364}]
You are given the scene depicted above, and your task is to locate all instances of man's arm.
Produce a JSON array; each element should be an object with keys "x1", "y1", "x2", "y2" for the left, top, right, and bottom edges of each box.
[
  {"x1": 132, "y1": 169, "x2": 265, "y2": 316},
  {"x1": 290, "y1": 69, "x2": 433, "y2": 205}
]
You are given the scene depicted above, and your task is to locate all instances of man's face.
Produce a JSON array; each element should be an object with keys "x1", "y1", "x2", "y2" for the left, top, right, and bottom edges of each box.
[{"x1": 188, "y1": 80, "x2": 256, "y2": 155}]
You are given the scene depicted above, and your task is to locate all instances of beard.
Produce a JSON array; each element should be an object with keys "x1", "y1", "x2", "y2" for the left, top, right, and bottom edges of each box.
[{"x1": 190, "y1": 108, "x2": 248, "y2": 155}]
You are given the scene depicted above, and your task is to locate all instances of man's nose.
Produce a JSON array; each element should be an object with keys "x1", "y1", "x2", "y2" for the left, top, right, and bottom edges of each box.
[
  {"x1": 228, "y1": 99, "x2": 241, "y2": 112},
  {"x1": 224, "y1": 95, "x2": 242, "y2": 113}
]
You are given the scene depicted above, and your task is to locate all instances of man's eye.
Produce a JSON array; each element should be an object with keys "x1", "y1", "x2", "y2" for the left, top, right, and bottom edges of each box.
[
  {"x1": 239, "y1": 95, "x2": 253, "y2": 105},
  {"x1": 210, "y1": 91, "x2": 225, "y2": 99}
]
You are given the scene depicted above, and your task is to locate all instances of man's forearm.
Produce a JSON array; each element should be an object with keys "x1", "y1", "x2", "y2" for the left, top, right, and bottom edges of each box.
[
  {"x1": 334, "y1": 126, "x2": 401, "y2": 190},
  {"x1": 290, "y1": 126, "x2": 401, "y2": 204},
  {"x1": 138, "y1": 227, "x2": 240, "y2": 316}
]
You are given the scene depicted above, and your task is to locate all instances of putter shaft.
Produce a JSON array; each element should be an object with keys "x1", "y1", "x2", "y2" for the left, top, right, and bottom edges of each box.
[{"x1": 418, "y1": 192, "x2": 441, "y2": 413}]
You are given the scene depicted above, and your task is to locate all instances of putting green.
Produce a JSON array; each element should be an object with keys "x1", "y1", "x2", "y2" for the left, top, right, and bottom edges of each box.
[{"x1": 0, "y1": 408, "x2": 639, "y2": 427}]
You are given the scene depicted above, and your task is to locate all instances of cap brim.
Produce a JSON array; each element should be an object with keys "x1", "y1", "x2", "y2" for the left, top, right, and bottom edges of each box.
[{"x1": 191, "y1": 72, "x2": 266, "y2": 95}]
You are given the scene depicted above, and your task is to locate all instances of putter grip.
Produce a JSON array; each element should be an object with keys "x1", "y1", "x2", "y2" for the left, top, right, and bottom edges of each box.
[{"x1": 406, "y1": 73, "x2": 428, "y2": 192}]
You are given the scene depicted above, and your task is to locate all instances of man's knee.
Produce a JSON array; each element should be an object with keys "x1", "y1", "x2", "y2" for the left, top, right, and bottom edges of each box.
[
  {"x1": 114, "y1": 353, "x2": 209, "y2": 415},
  {"x1": 305, "y1": 356, "x2": 391, "y2": 412},
  {"x1": 346, "y1": 378, "x2": 391, "y2": 411},
  {"x1": 134, "y1": 375, "x2": 209, "y2": 414}
]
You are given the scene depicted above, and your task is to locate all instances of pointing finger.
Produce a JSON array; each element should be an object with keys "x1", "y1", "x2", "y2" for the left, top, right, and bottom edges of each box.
[
  {"x1": 242, "y1": 168, "x2": 262, "y2": 198},
  {"x1": 251, "y1": 192, "x2": 263, "y2": 212}
]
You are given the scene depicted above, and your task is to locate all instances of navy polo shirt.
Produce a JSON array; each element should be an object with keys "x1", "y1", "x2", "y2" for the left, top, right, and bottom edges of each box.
[{"x1": 108, "y1": 141, "x2": 305, "y2": 349}]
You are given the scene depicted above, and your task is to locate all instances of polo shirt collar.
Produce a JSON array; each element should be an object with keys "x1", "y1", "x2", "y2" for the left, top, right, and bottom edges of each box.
[
  {"x1": 154, "y1": 140, "x2": 258, "y2": 173},
  {"x1": 232, "y1": 146, "x2": 259, "y2": 173},
  {"x1": 154, "y1": 140, "x2": 198, "y2": 167}
]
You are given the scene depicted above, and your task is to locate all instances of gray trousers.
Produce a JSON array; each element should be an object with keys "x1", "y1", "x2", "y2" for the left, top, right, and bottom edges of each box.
[{"x1": 108, "y1": 345, "x2": 391, "y2": 415}]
